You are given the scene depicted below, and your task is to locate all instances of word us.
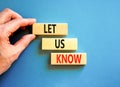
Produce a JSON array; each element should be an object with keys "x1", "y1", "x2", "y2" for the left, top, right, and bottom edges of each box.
[{"x1": 33, "y1": 23, "x2": 87, "y2": 65}]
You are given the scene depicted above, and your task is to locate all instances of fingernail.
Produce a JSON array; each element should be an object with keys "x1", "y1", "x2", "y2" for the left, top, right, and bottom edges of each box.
[
  {"x1": 31, "y1": 34, "x2": 36, "y2": 39},
  {"x1": 32, "y1": 18, "x2": 36, "y2": 22},
  {"x1": 29, "y1": 18, "x2": 36, "y2": 23},
  {"x1": 25, "y1": 18, "x2": 36, "y2": 22}
]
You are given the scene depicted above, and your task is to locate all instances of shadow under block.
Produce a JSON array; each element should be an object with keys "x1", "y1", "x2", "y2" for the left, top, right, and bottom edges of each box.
[
  {"x1": 32, "y1": 23, "x2": 68, "y2": 35},
  {"x1": 51, "y1": 53, "x2": 87, "y2": 65},
  {"x1": 42, "y1": 38, "x2": 77, "y2": 50}
]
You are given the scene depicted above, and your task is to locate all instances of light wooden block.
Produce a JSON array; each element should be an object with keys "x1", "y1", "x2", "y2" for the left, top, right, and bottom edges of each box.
[
  {"x1": 51, "y1": 53, "x2": 87, "y2": 65},
  {"x1": 32, "y1": 23, "x2": 68, "y2": 35},
  {"x1": 42, "y1": 38, "x2": 77, "y2": 50}
]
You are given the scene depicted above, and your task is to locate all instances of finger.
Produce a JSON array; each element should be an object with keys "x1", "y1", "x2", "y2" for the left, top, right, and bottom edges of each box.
[
  {"x1": 9, "y1": 34, "x2": 36, "y2": 63},
  {"x1": 0, "y1": 8, "x2": 22, "y2": 24},
  {"x1": 14, "y1": 34, "x2": 36, "y2": 55},
  {"x1": 3, "y1": 18, "x2": 36, "y2": 36}
]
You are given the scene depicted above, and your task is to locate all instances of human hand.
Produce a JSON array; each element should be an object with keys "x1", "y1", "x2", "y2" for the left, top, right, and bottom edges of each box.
[{"x1": 0, "y1": 8, "x2": 36, "y2": 75}]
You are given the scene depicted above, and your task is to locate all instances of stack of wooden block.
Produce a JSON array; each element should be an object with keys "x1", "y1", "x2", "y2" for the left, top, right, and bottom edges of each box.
[{"x1": 33, "y1": 23, "x2": 87, "y2": 65}]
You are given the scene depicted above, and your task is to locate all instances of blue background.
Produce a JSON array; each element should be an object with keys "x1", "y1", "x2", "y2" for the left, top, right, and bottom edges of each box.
[{"x1": 0, "y1": 0, "x2": 120, "y2": 87}]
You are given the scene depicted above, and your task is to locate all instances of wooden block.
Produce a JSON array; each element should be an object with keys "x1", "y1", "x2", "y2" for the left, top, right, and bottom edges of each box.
[
  {"x1": 51, "y1": 53, "x2": 87, "y2": 65},
  {"x1": 42, "y1": 38, "x2": 77, "y2": 50},
  {"x1": 32, "y1": 23, "x2": 68, "y2": 35}
]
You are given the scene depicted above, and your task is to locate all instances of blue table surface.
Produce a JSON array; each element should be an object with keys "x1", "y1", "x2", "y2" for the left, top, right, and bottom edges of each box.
[{"x1": 0, "y1": 0, "x2": 120, "y2": 87}]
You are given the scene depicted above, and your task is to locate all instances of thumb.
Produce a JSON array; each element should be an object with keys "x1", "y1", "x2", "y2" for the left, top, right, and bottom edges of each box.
[{"x1": 14, "y1": 34, "x2": 36, "y2": 54}]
